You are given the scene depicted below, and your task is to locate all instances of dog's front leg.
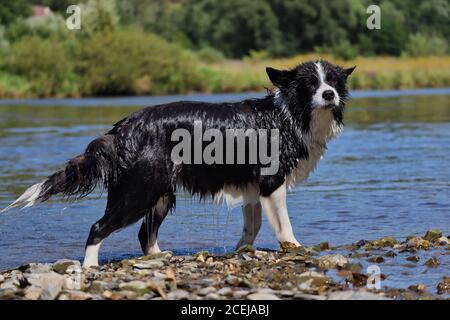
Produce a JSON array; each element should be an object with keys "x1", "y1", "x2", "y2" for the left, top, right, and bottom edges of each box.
[
  {"x1": 236, "y1": 202, "x2": 262, "y2": 249},
  {"x1": 260, "y1": 183, "x2": 300, "y2": 246}
]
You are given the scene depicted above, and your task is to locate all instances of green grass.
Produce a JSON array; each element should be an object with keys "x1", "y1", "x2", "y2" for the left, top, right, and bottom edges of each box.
[
  {"x1": 202, "y1": 54, "x2": 450, "y2": 93},
  {"x1": 0, "y1": 51, "x2": 449, "y2": 98}
]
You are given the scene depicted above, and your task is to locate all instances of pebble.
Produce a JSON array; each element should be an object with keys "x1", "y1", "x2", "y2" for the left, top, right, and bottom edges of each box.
[
  {"x1": 247, "y1": 292, "x2": 280, "y2": 300},
  {"x1": 205, "y1": 293, "x2": 221, "y2": 300},
  {"x1": 60, "y1": 290, "x2": 93, "y2": 300},
  {"x1": 406, "y1": 255, "x2": 420, "y2": 262},
  {"x1": 133, "y1": 260, "x2": 165, "y2": 270},
  {"x1": 424, "y1": 257, "x2": 440, "y2": 268},
  {"x1": 119, "y1": 280, "x2": 148, "y2": 291},
  {"x1": 26, "y1": 263, "x2": 53, "y2": 274},
  {"x1": 167, "y1": 289, "x2": 190, "y2": 300},
  {"x1": 328, "y1": 291, "x2": 388, "y2": 300},
  {"x1": 233, "y1": 290, "x2": 250, "y2": 299},
  {"x1": 216, "y1": 287, "x2": 233, "y2": 296},
  {"x1": 0, "y1": 234, "x2": 447, "y2": 300},
  {"x1": 408, "y1": 284, "x2": 427, "y2": 292},
  {"x1": 24, "y1": 285, "x2": 43, "y2": 300},
  {"x1": 367, "y1": 256, "x2": 385, "y2": 263},
  {"x1": 436, "y1": 236, "x2": 450, "y2": 245},
  {"x1": 198, "y1": 286, "x2": 216, "y2": 296},
  {"x1": 53, "y1": 259, "x2": 81, "y2": 274},
  {"x1": 423, "y1": 229, "x2": 442, "y2": 242},
  {"x1": 318, "y1": 254, "x2": 348, "y2": 269}
]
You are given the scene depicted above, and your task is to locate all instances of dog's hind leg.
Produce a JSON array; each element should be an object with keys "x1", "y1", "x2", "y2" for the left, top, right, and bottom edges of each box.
[
  {"x1": 83, "y1": 169, "x2": 163, "y2": 268},
  {"x1": 260, "y1": 183, "x2": 300, "y2": 246},
  {"x1": 235, "y1": 202, "x2": 262, "y2": 249},
  {"x1": 138, "y1": 193, "x2": 175, "y2": 255}
]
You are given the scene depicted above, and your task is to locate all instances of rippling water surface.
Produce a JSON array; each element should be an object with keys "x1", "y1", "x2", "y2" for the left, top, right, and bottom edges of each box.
[{"x1": 0, "y1": 89, "x2": 449, "y2": 291}]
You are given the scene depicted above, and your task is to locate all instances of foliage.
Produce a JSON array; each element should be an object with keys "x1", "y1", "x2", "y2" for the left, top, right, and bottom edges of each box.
[
  {"x1": 403, "y1": 34, "x2": 449, "y2": 57},
  {"x1": 175, "y1": 0, "x2": 282, "y2": 57},
  {"x1": 3, "y1": 36, "x2": 72, "y2": 96},
  {"x1": 0, "y1": 0, "x2": 31, "y2": 25},
  {"x1": 0, "y1": 0, "x2": 448, "y2": 97},
  {"x1": 196, "y1": 47, "x2": 225, "y2": 64},
  {"x1": 76, "y1": 29, "x2": 203, "y2": 95}
]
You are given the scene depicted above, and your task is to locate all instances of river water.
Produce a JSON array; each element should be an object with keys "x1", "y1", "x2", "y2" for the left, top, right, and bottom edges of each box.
[{"x1": 0, "y1": 89, "x2": 449, "y2": 291}]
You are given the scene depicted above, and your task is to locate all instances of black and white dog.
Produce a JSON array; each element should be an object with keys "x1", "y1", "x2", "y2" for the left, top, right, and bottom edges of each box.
[{"x1": 3, "y1": 60, "x2": 355, "y2": 268}]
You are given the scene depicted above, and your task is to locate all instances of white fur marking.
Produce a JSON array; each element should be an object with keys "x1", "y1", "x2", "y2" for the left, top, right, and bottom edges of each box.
[
  {"x1": 260, "y1": 183, "x2": 299, "y2": 245},
  {"x1": 312, "y1": 62, "x2": 340, "y2": 108},
  {"x1": 1, "y1": 181, "x2": 45, "y2": 212},
  {"x1": 286, "y1": 107, "x2": 342, "y2": 189},
  {"x1": 214, "y1": 183, "x2": 260, "y2": 209},
  {"x1": 147, "y1": 241, "x2": 161, "y2": 255},
  {"x1": 82, "y1": 241, "x2": 102, "y2": 268}
]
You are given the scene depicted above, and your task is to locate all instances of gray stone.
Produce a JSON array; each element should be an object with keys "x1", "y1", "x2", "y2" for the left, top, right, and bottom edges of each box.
[
  {"x1": 53, "y1": 259, "x2": 81, "y2": 274},
  {"x1": 205, "y1": 293, "x2": 221, "y2": 300},
  {"x1": 436, "y1": 236, "x2": 450, "y2": 245},
  {"x1": 24, "y1": 285, "x2": 43, "y2": 300},
  {"x1": 198, "y1": 286, "x2": 216, "y2": 296},
  {"x1": 278, "y1": 290, "x2": 295, "y2": 297},
  {"x1": 133, "y1": 260, "x2": 165, "y2": 270},
  {"x1": 328, "y1": 291, "x2": 389, "y2": 300},
  {"x1": 61, "y1": 290, "x2": 93, "y2": 300},
  {"x1": 140, "y1": 251, "x2": 173, "y2": 261},
  {"x1": 216, "y1": 287, "x2": 233, "y2": 296},
  {"x1": 293, "y1": 292, "x2": 326, "y2": 300},
  {"x1": 167, "y1": 289, "x2": 190, "y2": 300},
  {"x1": 0, "y1": 275, "x2": 4, "y2": 283},
  {"x1": 0, "y1": 280, "x2": 19, "y2": 291},
  {"x1": 423, "y1": 229, "x2": 442, "y2": 242},
  {"x1": 89, "y1": 280, "x2": 119, "y2": 293},
  {"x1": 318, "y1": 254, "x2": 349, "y2": 269},
  {"x1": 25, "y1": 271, "x2": 66, "y2": 300},
  {"x1": 247, "y1": 292, "x2": 280, "y2": 300},
  {"x1": 254, "y1": 250, "x2": 268, "y2": 260},
  {"x1": 26, "y1": 263, "x2": 53, "y2": 274},
  {"x1": 119, "y1": 280, "x2": 148, "y2": 292},
  {"x1": 233, "y1": 290, "x2": 250, "y2": 299},
  {"x1": 225, "y1": 275, "x2": 239, "y2": 286}
]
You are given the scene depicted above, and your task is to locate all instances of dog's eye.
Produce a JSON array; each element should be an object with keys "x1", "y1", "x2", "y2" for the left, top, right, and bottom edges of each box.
[{"x1": 327, "y1": 74, "x2": 337, "y2": 86}]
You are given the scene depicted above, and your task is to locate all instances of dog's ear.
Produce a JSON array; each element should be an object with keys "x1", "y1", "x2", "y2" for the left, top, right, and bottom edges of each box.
[
  {"x1": 344, "y1": 66, "x2": 356, "y2": 78},
  {"x1": 266, "y1": 67, "x2": 294, "y2": 88}
]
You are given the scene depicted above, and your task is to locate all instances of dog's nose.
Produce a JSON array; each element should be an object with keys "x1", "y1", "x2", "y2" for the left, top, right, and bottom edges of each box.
[{"x1": 322, "y1": 90, "x2": 335, "y2": 101}]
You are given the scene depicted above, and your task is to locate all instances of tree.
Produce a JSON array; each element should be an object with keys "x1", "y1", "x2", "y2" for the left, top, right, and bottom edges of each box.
[
  {"x1": 0, "y1": 0, "x2": 32, "y2": 25},
  {"x1": 178, "y1": 0, "x2": 281, "y2": 57}
]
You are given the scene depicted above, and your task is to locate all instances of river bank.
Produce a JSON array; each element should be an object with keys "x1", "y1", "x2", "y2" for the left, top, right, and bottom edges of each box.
[
  {"x1": 0, "y1": 230, "x2": 448, "y2": 300},
  {"x1": 1, "y1": 55, "x2": 449, "y2": 99}
]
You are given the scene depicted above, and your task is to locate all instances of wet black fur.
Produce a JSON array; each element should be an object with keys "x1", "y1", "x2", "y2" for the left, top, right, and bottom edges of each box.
[{"x1": 36, "y1": 60, "x2": 355, "y2": 252}]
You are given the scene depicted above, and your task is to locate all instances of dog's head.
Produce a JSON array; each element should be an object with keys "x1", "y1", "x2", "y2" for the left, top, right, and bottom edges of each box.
[{"x1": 267, "y1": 60, "x2": 355, "y2": 125}]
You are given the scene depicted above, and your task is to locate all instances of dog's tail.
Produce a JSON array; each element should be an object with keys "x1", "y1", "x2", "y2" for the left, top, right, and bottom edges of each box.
[{"x1": 2, "y1": 134, "x2": 118, "y2": 212}]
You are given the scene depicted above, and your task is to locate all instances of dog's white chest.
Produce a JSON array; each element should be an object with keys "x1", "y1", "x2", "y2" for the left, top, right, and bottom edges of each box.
[{"x1": 286, "y1": 110, "x2": 342, "y2": 189}]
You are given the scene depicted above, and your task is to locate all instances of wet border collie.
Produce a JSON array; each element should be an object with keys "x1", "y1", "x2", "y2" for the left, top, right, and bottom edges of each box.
[{"x1": 3, "y1": 60, "x2": 355, "y2": 268}]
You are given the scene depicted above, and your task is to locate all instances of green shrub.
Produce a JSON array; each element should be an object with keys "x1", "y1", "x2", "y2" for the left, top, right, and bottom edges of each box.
[
  {"x1": 244, "y1": 50, "x2": 271, "y2": 63},
  {"x1": 403, "y1": 33, "x2": 448, "y2": 57},
  {"x1": 4, "y1": 36, "x2": 73, "y2": 96},
  {"x1": 329, "y1": 41, "x2": 359, "y2": 61},
  {"x1": 76, "y1": 29, "x2": 203, "y2": 95},
  {"x1": 196, "y1": 47, "x2": 225, "y2": 64}
]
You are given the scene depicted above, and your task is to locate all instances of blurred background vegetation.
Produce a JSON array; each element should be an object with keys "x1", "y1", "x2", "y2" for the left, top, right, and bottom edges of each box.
[{"x1": 0, "y1": 0, "x2": 448, "y2": 98}]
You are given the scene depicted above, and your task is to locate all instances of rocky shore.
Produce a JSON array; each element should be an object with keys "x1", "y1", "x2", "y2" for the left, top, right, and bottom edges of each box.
[{"x1": 1, "y1": 230, "x2": 449, "y2": 300}]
